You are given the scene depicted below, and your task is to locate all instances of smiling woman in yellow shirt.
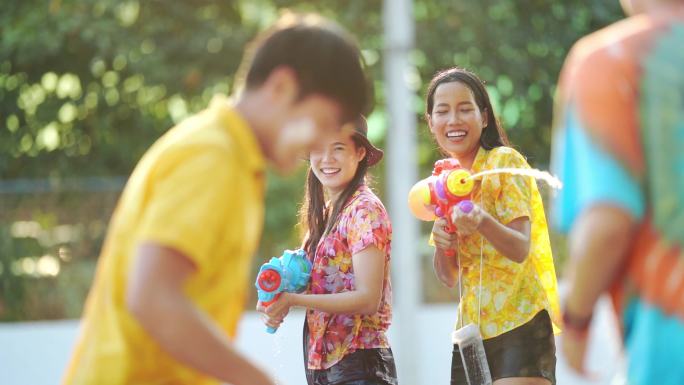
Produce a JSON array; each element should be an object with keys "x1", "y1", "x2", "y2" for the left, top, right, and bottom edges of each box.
[
  {"x1": 425, "y1": 67, "x2": 560, "y2": 385},
  {"x1": 448, "y1": 146, "x2": 560, "y2": 339}
]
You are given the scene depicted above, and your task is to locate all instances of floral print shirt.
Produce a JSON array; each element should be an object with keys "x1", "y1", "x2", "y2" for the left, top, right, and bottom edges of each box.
[
  {"x1": 446, "y1": 146, "x2": 561, "y2": 339},
  {"x1": 306, "y1": 185, "x2": 392, "y2": 370}
]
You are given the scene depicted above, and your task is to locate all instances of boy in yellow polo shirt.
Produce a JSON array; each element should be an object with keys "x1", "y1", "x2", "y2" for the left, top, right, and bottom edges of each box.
[{"x1": 62, "y1": 13, "x2": 369, "y2": 385}]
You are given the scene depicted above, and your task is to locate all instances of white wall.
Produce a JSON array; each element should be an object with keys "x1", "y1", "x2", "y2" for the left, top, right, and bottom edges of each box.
[{"x1": 0, "y1": 299, "x2": 623, "y2": 385}]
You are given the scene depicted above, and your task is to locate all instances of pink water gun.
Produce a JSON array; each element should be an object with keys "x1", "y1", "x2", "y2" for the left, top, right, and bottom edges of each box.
[{"x1": 407, "y1": 158, "x2": 475, "y2": 256}]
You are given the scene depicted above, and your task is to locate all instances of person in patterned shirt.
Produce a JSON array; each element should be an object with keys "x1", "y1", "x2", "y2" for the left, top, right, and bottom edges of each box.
[
  {"x1": 426, "y1": 67, "x2": 561, "y2": 385},
  {"x1": 258, "y1": 116, "x2": 397, "y2": 385},
  {"x1": 552, "y1": 1, "x2": 684, "y2": 384}
]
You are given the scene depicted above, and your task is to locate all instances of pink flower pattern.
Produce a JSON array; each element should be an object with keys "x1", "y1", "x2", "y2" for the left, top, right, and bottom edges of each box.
[{"x1": 306, "y1": 185, "x2": 392, "y2": 370}]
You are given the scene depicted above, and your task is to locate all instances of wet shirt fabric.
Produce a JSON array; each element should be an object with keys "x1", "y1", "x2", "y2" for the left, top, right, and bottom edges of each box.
[
  {"x1": 439, "y1": 146, "x2": 561, "y2": 340},
  {"x1": 552, "y1": 7, "x2": 684, "y2": 385},
  {"x1": 306, "y1": 185, "x2": 393, "y2": 370},
  {"x1": 62, "y1": 95, "x2": 265, "y2": 385}
]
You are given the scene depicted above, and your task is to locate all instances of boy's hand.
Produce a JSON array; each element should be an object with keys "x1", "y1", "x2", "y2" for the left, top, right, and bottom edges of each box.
[
  {"x1": 431, "y1": 217, "x2": 458, "y2": 252},
  {"x1": 451, "y1": 202, "x2": 484, "y2": 235}
]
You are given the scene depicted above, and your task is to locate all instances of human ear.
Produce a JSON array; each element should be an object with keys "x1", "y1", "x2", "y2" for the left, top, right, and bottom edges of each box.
[
  {"x1": 357, "y1": 145, "x2": 367, "y2": 162},
  {"x1": 426, "y1": 113, "x2": 435, "y2": 134}
]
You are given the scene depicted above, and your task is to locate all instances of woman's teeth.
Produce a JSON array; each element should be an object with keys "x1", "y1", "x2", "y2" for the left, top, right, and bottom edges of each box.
[
  {"x1": 321, "y1": 168, "x2": 341, "y2": 175},
  {"x1": 446, "y1": 130, "x2": 467, "y2": 138}
]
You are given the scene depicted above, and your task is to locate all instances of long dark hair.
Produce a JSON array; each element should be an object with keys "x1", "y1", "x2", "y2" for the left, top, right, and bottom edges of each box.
[
  {"x1": 299, "y1": 135, "x2": 370, "y2": 259},
  {"x1": 425, "y1": 67, "x2": 509, "y2": 149}
]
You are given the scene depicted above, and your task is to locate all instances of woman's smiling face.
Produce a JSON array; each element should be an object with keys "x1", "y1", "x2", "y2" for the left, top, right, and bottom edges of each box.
[
  {"x1": 309, "y1": 131, "x2": 366, "y2": 196},
  {"x1": 428, "y1": 81, "x2": 487, "y2": 166}
]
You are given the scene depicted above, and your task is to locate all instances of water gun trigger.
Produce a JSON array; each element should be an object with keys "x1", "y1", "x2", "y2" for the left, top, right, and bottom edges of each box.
[{"x1": 443, "y1": 206, "x2": 457, "y2": 234}]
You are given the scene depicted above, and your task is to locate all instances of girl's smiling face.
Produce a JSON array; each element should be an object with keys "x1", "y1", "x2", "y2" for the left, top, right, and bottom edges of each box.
[
  {"x1": 309, "y1": 131, "x2": 366, "y2": 197},
  {"x1": 427, "y1": 81, "x2": 487, "y2": 168}
]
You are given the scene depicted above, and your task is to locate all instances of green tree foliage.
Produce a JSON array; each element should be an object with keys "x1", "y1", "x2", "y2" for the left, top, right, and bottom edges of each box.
[
  {"x1": 0, "y1": 0, "x2": 623, "y2": 320},
  {"x1": 1, "y1": 0, "x2": 257, "y2": 178},
  {"x1": 413, "y1": 1, "x2": 623, "y2": 167}
]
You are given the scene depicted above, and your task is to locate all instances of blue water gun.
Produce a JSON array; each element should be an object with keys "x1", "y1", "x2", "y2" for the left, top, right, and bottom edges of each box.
[{"x1": 255, "y1": 249, "x2": 312, "y2": 333}]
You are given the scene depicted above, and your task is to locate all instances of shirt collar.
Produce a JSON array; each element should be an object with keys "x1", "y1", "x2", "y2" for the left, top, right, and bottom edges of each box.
[{"x1": 470, "y1": 146, "x2": 489, "y2": 173}]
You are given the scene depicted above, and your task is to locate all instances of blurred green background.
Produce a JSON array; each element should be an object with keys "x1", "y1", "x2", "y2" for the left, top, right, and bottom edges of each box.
[{"x1": 0, "y1": 0, "x2": 623, "y2": 321}]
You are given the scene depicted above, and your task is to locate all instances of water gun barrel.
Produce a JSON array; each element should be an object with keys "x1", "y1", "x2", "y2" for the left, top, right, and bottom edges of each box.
[
  {"x1": 445, "y1": 169, "x2": 474, "y2": 198},
  {"x1": 257, "y1": 268, "x2": 282, "y2": 295}
]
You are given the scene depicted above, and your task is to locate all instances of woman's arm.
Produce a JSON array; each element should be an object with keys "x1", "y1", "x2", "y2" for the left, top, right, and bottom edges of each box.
[
  {"x1": 452, "y1": 205, "x2": 531, "y2": 263},
  {"x1": 431, "y1": 217, "x2": 459, "y2": 287},
  {"x1": 260, "y1": 245, "x2": 386, "y2": 323},
  {"x1": 479, "y1": 212, "x2": 530, "y2": 263}
]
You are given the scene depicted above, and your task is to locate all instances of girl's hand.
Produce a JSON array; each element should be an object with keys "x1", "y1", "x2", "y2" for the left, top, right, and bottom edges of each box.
[
  {"x1": 256, "y1": 293, "x2": 292, "y2": 329},
  {"x1": 451, "y1": 202, "x2": 485, "y2": 236},
  {"x1": 261, "y1": 313, "x2": 285, "y2": 330},
  {"x1": 431, "y1": 217, "x2": 458, "y2": 252}
]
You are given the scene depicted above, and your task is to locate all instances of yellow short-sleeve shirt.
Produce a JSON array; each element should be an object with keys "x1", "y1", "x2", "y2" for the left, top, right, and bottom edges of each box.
[
  {"x1": 62, "y1": 95, "x2": 265, "y2": 385},
  {"x1": 438, "y1": 146, "x2": 561, "y2": 339}
]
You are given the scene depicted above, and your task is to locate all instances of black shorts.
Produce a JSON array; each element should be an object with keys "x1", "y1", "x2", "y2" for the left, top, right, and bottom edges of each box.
[
  {"x1": 303, "y1": 321, "x2": 398, "y2": 385},
  {"x1": 451, "y1": 310, "x2": 556, "y2": 385},
  {"x1": 306, "y1": 348, "x2": 398, "y2": 385}
]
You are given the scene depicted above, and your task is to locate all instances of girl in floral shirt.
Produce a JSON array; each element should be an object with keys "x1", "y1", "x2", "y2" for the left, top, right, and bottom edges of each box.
[
  {"x1": 259, "y1": 116, "x2": 397, "y2": 385},
  {"x1": 426, "y1": 67, "x2": 561, "y2": 385}
]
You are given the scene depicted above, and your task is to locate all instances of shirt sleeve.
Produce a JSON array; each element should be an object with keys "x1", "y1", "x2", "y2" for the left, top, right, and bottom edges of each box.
[
  {"x1": 347, "y1": 199, "x2": 391, "y2": 256},
  {"x1": 494, "y1": 150, "x2": 533, "y2": 225},
  {"x1": 136, "y1": 148, "x2": 236, "y2": 270},
  {"x1": 551, "y1": 107, "x2": 645, "y2": 233},
  {"x1": 551, "y1": 43, "x2": 646, "y2": 233}
]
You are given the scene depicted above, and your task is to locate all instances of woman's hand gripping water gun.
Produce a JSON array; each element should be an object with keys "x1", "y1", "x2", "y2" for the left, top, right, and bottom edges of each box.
[
  {"x1": 408, "y1": 158, "x2": 476, "y2": 256},
  {"x1": 254, "y1": 249, "x2": 312, "y2": 333}
]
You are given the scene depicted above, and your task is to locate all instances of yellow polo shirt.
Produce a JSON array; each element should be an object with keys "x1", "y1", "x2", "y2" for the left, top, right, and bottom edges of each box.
[
  {"x1": 431, "y1": 146, "x2": 560, "y2": 339},
  {"x1": 63, "y1": 95, "x2": 265, "y2": 385}
]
